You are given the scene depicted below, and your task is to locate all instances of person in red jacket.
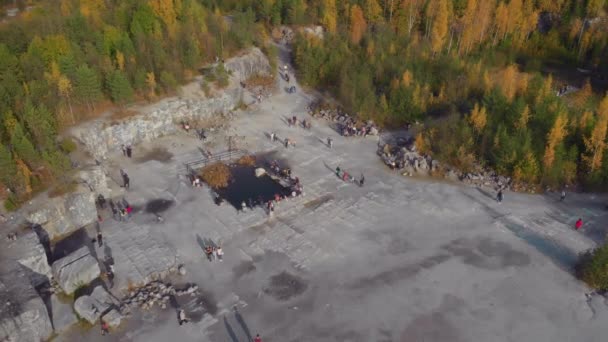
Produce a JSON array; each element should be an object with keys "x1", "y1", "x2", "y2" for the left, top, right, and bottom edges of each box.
[
  {"x1": 575, "y1": 218, "x2": 583, "y2": 230},
  {"x1": 254, "y1": 334, "x2": 262, "y2": 342}
]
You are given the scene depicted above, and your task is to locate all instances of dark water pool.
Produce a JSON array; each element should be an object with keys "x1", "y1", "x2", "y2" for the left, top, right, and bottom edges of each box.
[{"x1": 218, "y1": 166, "x2": 290, "y2": 210}]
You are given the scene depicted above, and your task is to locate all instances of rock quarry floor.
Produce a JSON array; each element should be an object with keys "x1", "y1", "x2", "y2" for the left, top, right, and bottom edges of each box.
[{"x1": 60, "y1": 45, "x2": 608, "y2": 342}]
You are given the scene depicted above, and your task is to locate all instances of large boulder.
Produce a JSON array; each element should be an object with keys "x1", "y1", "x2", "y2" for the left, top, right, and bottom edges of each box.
[
  {"x1": 52, "y1": 247, "x2": 100, "y2": 295},
  {"x1": 0, "y1": 262, "x2": 53, "y2": 342},
  {"x1": 64, "y1": 192, "x2": 97, "y2": 228},
  {"x1": 73, "y1": 286, "x2": 114, "y2": 324},
  {"x1": 12, "y1": 232, "x2": 52, "y2": 287},
  {"x1": 50, "y1": 294, "x2": 78, "y2": 333}
]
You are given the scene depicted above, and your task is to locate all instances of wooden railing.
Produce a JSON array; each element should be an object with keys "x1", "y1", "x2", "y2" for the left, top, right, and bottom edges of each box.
[{"x1": 183, "y1": 149, "x2": 247, "y2": 175}]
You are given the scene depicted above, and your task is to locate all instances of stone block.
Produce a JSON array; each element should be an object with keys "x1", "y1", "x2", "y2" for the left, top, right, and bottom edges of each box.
[
  {"x1": 73, "y1": 286, "x2": 114, "y2": 325},
  {"x1": 52, "y1": 247, "x2": 100, "y2": 295},
  {"x1": 14, "y1": 232, "x2": 52, "y2": 287},
  {"x1": 50, "y1": 294, "x2": 78, "y2": 333}
]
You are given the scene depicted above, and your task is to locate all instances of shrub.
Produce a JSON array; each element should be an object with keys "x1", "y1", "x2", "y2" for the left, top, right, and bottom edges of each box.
[
  {"x1": 576, "y1": 244, "x2": 608, "y2": 291},
  {"x1": 236, "y1": 155, "x2": 256, "y2": 166},
  {"x1": 200, "y1": 162, "x2": 231, "y2": 188},
  {"x1": 59, "y1": 138, "x2": 77, "y2": 153}
]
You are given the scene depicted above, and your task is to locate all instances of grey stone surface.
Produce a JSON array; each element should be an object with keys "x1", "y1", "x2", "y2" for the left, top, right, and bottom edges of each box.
[
  {"x1": 102, "y1": 309, "x2": 122, "y2": 328},
  {"x1": 73, "y1": 286, "x2": 114, "y2": 325},
  {"x1": 0, "y1": 262, "x2": 53, "y2": 342},
  {"x1": 50, "y1": 294, "x2": 78, "y2": 333},
  {"x1": 78, "y1": 166, "x2": 112, "y2": 197},
  {"x1": 64, "y1": 192, "x2": 97, "y2": 228},
  {"x1": 52, "y1": 247, "x2": 101, "y2": 295}
]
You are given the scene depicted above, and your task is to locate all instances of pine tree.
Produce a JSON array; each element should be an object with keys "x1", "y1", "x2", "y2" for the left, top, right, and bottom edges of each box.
[
  {"x1": 349, "y1": 5, "x2": 367, "y2": 45},
  {"x1": 108, "y1": 70, "x2": 134, "y2": 105},
  {"x1": 11, "y1": 123, "x2": 38, "y2": 168},
  {"x1": 0, "y1": 144, "x2": 18, "y2": 190},
  {"x1": 583, "y1": 94, "x2": 608, "y2": 172},
  {"x1": 430, "y1": 0, "x2": 449, "y2": 55},
  {"x1": 74, "y1": 65, "x2": 102, "y2": 111},
  {"x1": 23, "y1": 101, "x2": 56, "y2": 150},
  {"x1": 515, "y1": 105, "x2": 530, "y2": 130}
]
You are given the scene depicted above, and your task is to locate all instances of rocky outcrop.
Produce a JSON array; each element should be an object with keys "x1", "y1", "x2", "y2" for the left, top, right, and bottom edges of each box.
[
  {"x1": 26, "y1": 187, "x2": 98, "y2": 240},
  {"x1": 77, "y1": 166, "x2": 112, "y2": 197},
  {"x1": 225, "y1": 47, "x2": 272, "y2": 81},
  {"x1": 52, "y1": 247, "x2": 101, "y2": 295},
  {"x1": 73, "y1": 286, "x2": 115, "y2": 324},
  {"x1": 50, "y1": 294, "x2": 78, "y2": 333},
  {"x1": 74, "y1": 48, "x2": 271, "y2": 160},
  {"x1": 0, "y1": 262, "x2": 53, "y2": 342}
]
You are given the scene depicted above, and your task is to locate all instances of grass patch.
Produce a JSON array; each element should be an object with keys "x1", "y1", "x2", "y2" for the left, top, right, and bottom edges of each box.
[{"x1": 59, "y1": 138, "x2": 78, "y2": 154}]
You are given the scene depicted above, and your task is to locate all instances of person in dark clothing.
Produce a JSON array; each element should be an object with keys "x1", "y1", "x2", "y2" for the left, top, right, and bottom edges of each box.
[
  {"x1": 97, "y1": 194, "x2": 106, "y2": 209},
  {"x1": 359, "y1": 174, "x2": 365, "y2": 187},
  {"x1": 560, "y1": 190, "x2": 566, "y2": 201},
  {"x1": 123, "y1": 175, "x2": 130, "y2": 189},
  {"x1": 336, "y1": 166, "x2": 341, "y2": 176},
  {"x1": 497, "y1": 189, "x2": 503, "y2": 203},
  {"x1": 126, "y1": 145, "x2": 132, "y2": 158},
  {"x1": 97, "y1": 232, "x2": 103, "y2": 247}
]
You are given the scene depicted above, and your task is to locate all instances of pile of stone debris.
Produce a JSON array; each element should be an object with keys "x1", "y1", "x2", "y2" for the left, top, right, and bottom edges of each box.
[
  {"x1": 308, "y1": 100, "x2": 379, "y2": 136},
  {"x1": 122, "y1": 281, "x2": 200, "y2": 311},
  {"x1": 377, "y1": 137, "x2": 513, "y2": 191},
  {"x1": 377, "y1": 138, "x2": 440, "y2": 176}
]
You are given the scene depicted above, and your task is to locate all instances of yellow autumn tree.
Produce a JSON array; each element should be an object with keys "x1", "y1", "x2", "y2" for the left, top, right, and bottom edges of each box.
[
  {"x1": 543, "y1": 113, "x2": 568, "y2": 168},
  {"x1": 494, "y1": 1, "x2": 509, "y2": 44},
  {"x1": 401, "y1": 70, "x2": 413, "y2": 87},
  {"x1": 469, "y1": 103, "x2": 487, "y2": 133},
  {"x1": 583, "y1": 95, "x2": 608, "y2": 172},
  {"x1": 579, "y1": 110, "x2": 593, "y2": 130},
  {"x1": 513, "y1": 151, "x2": 540, "y2": 184},
  {"x1": 116, "y1": 51, "x2": 125, "y2": 71},
  {"x1": 430, "y1": 0, "x2": 449, "y2": 55},
  {"x1": 321, "y1": 0, "x2": 337, "y2": 34},
  {"x1": 146, "y1": 72, "x2": 157, "y2": 100},
  {"x1": 573, "y1": 79, "x2": 593, "y2": 108},
  {"x1": 57, "y1": 75, "x2": 74, "y2": 124},
  {"x1": 150, "y1": 0, "x2": 183, "y2": 39},
  {"x1": 500, "y1": 64, "x2": 519, "y2": 101},
  {"x1": 349, "y1": 5, "x2": 367, "y2": 45},
  {"x1": 364, "y1": 0, "x2": 383, "y2": 25}
]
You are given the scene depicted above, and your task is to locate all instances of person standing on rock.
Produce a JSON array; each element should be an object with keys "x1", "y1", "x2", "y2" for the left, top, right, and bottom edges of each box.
[
  {"x1": 123, "y1": 175, "x2": 130, "y2": 189},
  {"x1": 254, "y1": 334, "x2": 262, "y2": 342},
  {"x1": 126, "y1": 145, "x2": 132, "y2": 158},
  {"x1": 327, "y1": 137, "x2": 333, "y2": 148},
  {"x1": 560, "y1": 190, "x2": 566, "y2": 201},
  {"x1": 497, "y1": 189, "x2": 503, "y2": 203},
  {"x1": 217, "y1": 246, "x2": 223, "y2": 261},
  {"x1": 100, "y1": 319, "x2": 109, "y2": 335},
  {"x1": 178, "y1": 309, "x2": 189, "y2": 325},
  {"x1": 575, "y1": 218, "x2": 583, "y2": 230},
  {"x1": 106, "y1": 264, "x2": 115, "y2": 288},
  {"x1": 359, "y1": 174, "x2": 365, "y2": 187},
  {"x1": 97, "y1": 232, "x2": 103, "y2": 247}
]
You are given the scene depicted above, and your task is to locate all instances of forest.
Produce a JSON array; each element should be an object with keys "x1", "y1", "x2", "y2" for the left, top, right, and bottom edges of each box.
[
  {"x1": 284, "y1": 0, "x2": 608, "y2": 191},
  {"x1": 0, "y1": 0, "x2": 266, "y2": 209},
  {"x1": 1, "y1": 0, "x2": 608, "y2": 210}
]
